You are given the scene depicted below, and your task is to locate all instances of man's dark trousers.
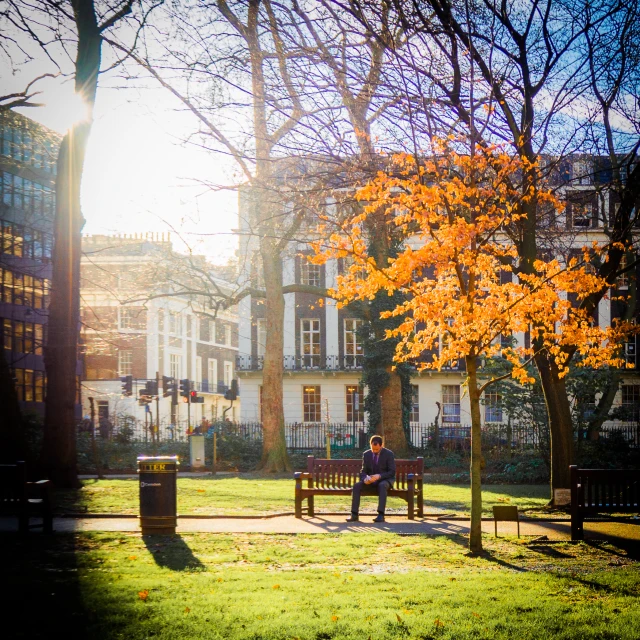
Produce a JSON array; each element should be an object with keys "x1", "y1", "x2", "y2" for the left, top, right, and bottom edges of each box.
[
  {"x1": 351, "y1": 479, "x2": 393, "y2": 514},
  {"x1": 351, "y1": 446, "x2": 396, "y2": 515}
]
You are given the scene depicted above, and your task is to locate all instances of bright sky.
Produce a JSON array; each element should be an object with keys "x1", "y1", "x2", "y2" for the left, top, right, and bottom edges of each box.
[{"x1": 11, "y1": 69, "x2": 240, "y2": 265}]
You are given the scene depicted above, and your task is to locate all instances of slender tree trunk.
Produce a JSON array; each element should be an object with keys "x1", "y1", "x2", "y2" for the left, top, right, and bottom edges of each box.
[
  {"x1": 258, "y1": 244, "x2": 290, "y2": 471},
  {"x1": 41, "y1": 0, "x2": 101, "y2": 488},
  {"x1": 535, "y1": 352, "x2": 573, "y2": 502},
  {"x1": 466, "y1": 354, "x2": 483, "y2": 553},
  {"x1": 380, "y1": 367, "x2": 408, "y2": 454},
  {"x1": 0, "y1": 346, "x2": 26, "y2": 463}
]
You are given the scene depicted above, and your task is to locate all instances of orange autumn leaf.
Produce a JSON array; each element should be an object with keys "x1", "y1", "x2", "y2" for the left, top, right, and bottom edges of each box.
[{"x1": 138, "y1": 590, "x2": 149, "y2": 601}]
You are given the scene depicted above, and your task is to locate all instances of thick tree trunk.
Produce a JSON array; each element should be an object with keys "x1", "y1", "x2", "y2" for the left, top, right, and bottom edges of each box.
[
  {"x1": 0, "y1": 346, "x2": 26, "y2": 463},
  {"x1": 466, "y1": 355, "x2": 483, "y2": 553},
  {"x1": 40, "y1": 0, "x2": 101, "y2": 488},
  {"x1": 535, "y1": 352, "x2": 573, "y2": 502},
  {"x1": 380, "y1": 368, "x2": 408, "y2": 454},
  {"x1": 258, "y1": 245, "x2": 290, "y2": 472},
  {"x1": 41, "y1": 123, "x2": 89, "y2": 488}
]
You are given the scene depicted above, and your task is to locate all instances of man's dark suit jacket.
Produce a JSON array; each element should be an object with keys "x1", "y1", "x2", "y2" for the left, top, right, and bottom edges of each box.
[{"x1": 359, "y1": 448, "x2": 396, "y2": 486}]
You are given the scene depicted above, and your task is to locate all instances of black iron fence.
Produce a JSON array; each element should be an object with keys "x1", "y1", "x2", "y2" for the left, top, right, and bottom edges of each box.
[{"x1": 86, "y1": 417, "x2": 639, "y2": 451}]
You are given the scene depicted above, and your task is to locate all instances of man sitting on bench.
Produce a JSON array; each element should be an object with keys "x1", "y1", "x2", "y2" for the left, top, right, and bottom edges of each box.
[{"x1": 347, "y1": 435, "x2": 396, "y2": 523}]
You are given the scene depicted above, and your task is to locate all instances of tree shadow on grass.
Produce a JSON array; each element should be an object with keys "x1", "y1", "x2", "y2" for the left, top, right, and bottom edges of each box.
[
  {"x1": 526, "y1": 545, "x2": 573, "y2": 559},
  {"x1": 143, "y1": 534, "x2": 205, "y2": 571},
  {"x1": 0, "y1": 532, "x2": 89, "y2": 639}
]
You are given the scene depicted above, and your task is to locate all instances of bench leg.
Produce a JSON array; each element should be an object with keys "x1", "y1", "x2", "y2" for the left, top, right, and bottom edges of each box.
[
  {"x1": 571, "y1": 514, "x2": 584, "y2": 541},
  {"x1": 308, "y1": 496, "x2": 315, "y2": 518},
  {"x1": 417, "y1": 492, "x2": 424, "y2": 518},
  {"x1": 407, "y1": 492, "x2": 414, "y2": 520},
  {"x1": 295, "y1": 495, "x2": 302, "y2": 519}
]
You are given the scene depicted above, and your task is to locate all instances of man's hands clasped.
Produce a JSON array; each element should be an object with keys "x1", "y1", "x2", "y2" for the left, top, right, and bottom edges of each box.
[{"x1": 364, "y1": 474, "x2": 382, "y2": 485}]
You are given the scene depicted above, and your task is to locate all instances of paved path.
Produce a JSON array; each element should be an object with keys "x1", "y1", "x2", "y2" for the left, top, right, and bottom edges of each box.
[{"x1": 2, "y1": 515, "x2": 639, "y2": 543}]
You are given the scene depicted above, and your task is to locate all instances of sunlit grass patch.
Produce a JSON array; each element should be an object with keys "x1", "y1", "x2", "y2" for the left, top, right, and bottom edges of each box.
[
  {"x1": 55, "y1": 477, "x2": 551, "y2": 516},
  {"x1": 4, "y1": 532, "x2": 639, "y2": 639}
]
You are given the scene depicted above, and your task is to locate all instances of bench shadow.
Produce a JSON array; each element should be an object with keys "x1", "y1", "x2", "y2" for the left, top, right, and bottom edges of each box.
[
  {"x1": 143, "y1": 534, "x2": 205, "y2": 571},
  {"x1": 527, "y1": 545, "x2": 573, "y2": 559}
]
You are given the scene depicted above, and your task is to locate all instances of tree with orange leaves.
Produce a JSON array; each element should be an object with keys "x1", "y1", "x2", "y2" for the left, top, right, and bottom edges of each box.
[{"x1": 313, "y1": 143, "x2": 633, "y2": 553}]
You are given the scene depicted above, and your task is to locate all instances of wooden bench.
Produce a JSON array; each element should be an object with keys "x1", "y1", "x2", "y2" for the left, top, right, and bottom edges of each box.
[
  {"x1": 570, "y1": 465, "x2": 639, "y2": 541},
  {"x1": 294, "y1": 456, "x2": 424, "y2": 519},
  {"x1": 0, "y1": 461, "x2": 54, "y2": 534}
]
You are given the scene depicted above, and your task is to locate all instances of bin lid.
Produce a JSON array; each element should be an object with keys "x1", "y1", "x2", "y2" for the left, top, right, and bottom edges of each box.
[{"x1": 137, "y1": 455, "x2": 179, "y2": 462}]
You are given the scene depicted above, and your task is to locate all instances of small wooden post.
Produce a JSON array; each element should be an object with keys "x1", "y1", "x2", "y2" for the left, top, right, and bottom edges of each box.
[
  {"x1": 326, "y1": 432, "x2": 331, "y2": 460},
  {"x1": 212, "y1": 431, "x2": 217, "y2": 475}
]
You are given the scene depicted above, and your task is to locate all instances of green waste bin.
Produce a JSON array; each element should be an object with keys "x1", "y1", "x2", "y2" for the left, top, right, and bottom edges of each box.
[{"x1": 137, "y1": 455, "x2": 179, "y2": 534}]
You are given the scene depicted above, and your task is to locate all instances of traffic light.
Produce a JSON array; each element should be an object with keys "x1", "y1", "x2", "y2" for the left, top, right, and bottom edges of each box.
[
  {"x1": 179, "y1": 379, "x2": 190, "y2": 399},
  {"x1": 224, "y1": 379, "x2": 238, "y2": 401},
  {"x1": 120, "y1": 375, "x2": 133, "y2": 396},
  {"x1": 162, "y1": 376, "x2": 176, "y2": 398},
  {"x1": 190, "y1": 390, "x2": 204, "y2": 404},
  {"x1": 140, "y1": 380, "x2": 158, "y2": 397}
]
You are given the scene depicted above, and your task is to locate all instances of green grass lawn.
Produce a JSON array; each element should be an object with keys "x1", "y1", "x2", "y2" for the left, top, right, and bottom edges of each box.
[
  {"x1": 4, "y1": 531, "x2": 638, "y2": 639},
  {"x1": 55, "y1": 477, "x2": 552, "y2": 516}
]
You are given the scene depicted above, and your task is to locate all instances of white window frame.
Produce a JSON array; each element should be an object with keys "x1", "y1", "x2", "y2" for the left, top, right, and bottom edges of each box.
[
  {"x1": 223, "y1": 360, "x2": 233, "y2": 388},
  {"x1": 484, "y1": 390, "x2": 503, "y2": 423},
  {"x1": 118, "y1": 307, "x2": 138, "y2": 331},
  {"x1": 117, "y1": 350, "x2": 133, "y2": 377},
  {"x1": 344, "y1": 318, "x2": 363, "y2": 368},
  {"x1": 169, "y1": 353, "x2": 182, "y2": 380},
  {"x1": 195, "y1": 355, "x2": 202, "y2": 385},
  {"x1": 301, "y1": 318, "x2": 321, "y2": 368},
  {"x1": 345, "y1": 384, "x2": 364, "y2": 424},
  {"x1": 303, "y1": 385, "x2": 322, "y2": 423},
  {"x1": 169, "y1": 311, "x2": 182, "y2": 336},
  {"x1": 571, "y1": 201, "x2": 592, "y2": 228},
  {"x1": 208, "y1": 358, "x2": 218, "y2": 393},
  {"x1": 410, "y1": 384, "x2": 420, "y2": 423},
  {"x1": 257, "y1": 318, "x2": 267, "y2": 358},
  {"x1": 300, "y1": 260, "x2": 321, "y2": 287},
  {"x1": 442, "y1": 385, "x2": 461, "y2": 424}
]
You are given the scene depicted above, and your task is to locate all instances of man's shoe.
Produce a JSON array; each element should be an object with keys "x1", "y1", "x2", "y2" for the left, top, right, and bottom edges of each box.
[
  {"x1": 373, "y1": 514, "x2": 385, "y2": 523},
  {"x1": 346, "y1": 514, "x2": 359, "y2": 522}
]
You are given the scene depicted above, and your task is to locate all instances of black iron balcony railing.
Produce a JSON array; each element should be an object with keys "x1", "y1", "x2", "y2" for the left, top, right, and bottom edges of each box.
[
  {"x1": 236, "y1": 354, "x2": 364, "y2": 371},
  {"x1": 194, "y1": 380, "x2": 237, "y2": 395}
]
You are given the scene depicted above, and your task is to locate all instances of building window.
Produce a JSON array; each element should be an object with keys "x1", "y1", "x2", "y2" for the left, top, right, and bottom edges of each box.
[
  {"x1": 570, "y1": 200, "x2": 592, "y2": 228},
  {"x1": 303, "y1": 385, "x2": 321, "y2": 422},
  {"x1": 169, "y1": 311, "x2": 181, "y2": 336},
  {"x1": 2, "y1": 318, "x2": 44, "y2": 355},
  {"x1": 224, "y1": 360, "x2": 233, "y2": 388},
  {"x1": 195, "y1": 356, "x2": 202, "y2": 385},
  {"x1": 225, "y1": 324, "x2": 231, "y2": 346},
  {"x1": 410, "y1": 385, "x2": 420, "y2": 423},
  {"x1": 257, "y1": 318, "x2": 267, "y2": 358},
  {"x1": 11, "y1": 368, "x2": 45, "y2": 402},
  {"x1": 208, "y1": 358, "x2": 218, "y2": 393},
  {"x1": 209, "y1": 320, "x2": 216, "y2": 342},
  {"x1": 344, "y1": 318, "x2": 363, "y2": 368},
  {"x1": 158, "y1": 309, "x2": 165, "y2": 332},
  {"x1": 169, "y1": 353, "x2": 181, "y2": 380},
  {"x1": 345, "y1": 385, "x2": 364, "y2": 423},
  {"x1": 300, "y1": 260, "x2": 321, "y2": 287},
  {"x1": 0, "y1": 267, "x2": 49, "y2": 308},
  {"x1": 301, "y1": 319, "x2": 321, "y2": 368},
  {"x1": 484, "y1": 390, "x2": 503, "y2": 423},
  {"x1": 442, "y1": 385, "x2": 461, "y2": 424},
  {"x1": 616, "y1": 254, "x2": 630, "y2": 290},
  {"x1": 119, "y1": 307, "x2": 144, "y2": 331},
  {"x1": 621, "y1": 385, "x2": 640, "y2": 421},
  {"x1": 216, "y1": 321, "x2": 227, "y2": 345},
  {"x1": 186, "y1": 315, "x2": 193, "y2": 338},
  {"x1": 574, "y1": 160, "x2": 591, "y2": 185},
  {"x1": 118, "y1": 350, "x2": 132, "y2": 377}
]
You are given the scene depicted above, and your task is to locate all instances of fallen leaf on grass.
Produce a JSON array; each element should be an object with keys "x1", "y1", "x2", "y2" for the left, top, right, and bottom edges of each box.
[
  {"x1": 273, "y1": 584, "x2": 281, "y2": 589},
  {"x1": 434, "y1": 618, "x2": 444, "y2": 628},
  {"x1": 396, "y1": 614, "x2": 403, "y2": 623},
  {"x1": 331, "y1": 615, "x2": 339, "y2": 622},
  {"x1": 128, "y1": 556, "x2": 137, "y2": 560},
  {"x1": 472, "y1": 612, "x2": 481, "y2": 619},
  {"x1": 138, "y1": 590, "x2": 149, "y2": 601},
  {"x1": 184, "y1": 607, "x2": 191, "y2": 614},
  {"x1": 197, "y1": 490, "x2": 206, "y2": 493},
  {"x1": 217, "y1": 578, "x2": 224, "y2": 583}
]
